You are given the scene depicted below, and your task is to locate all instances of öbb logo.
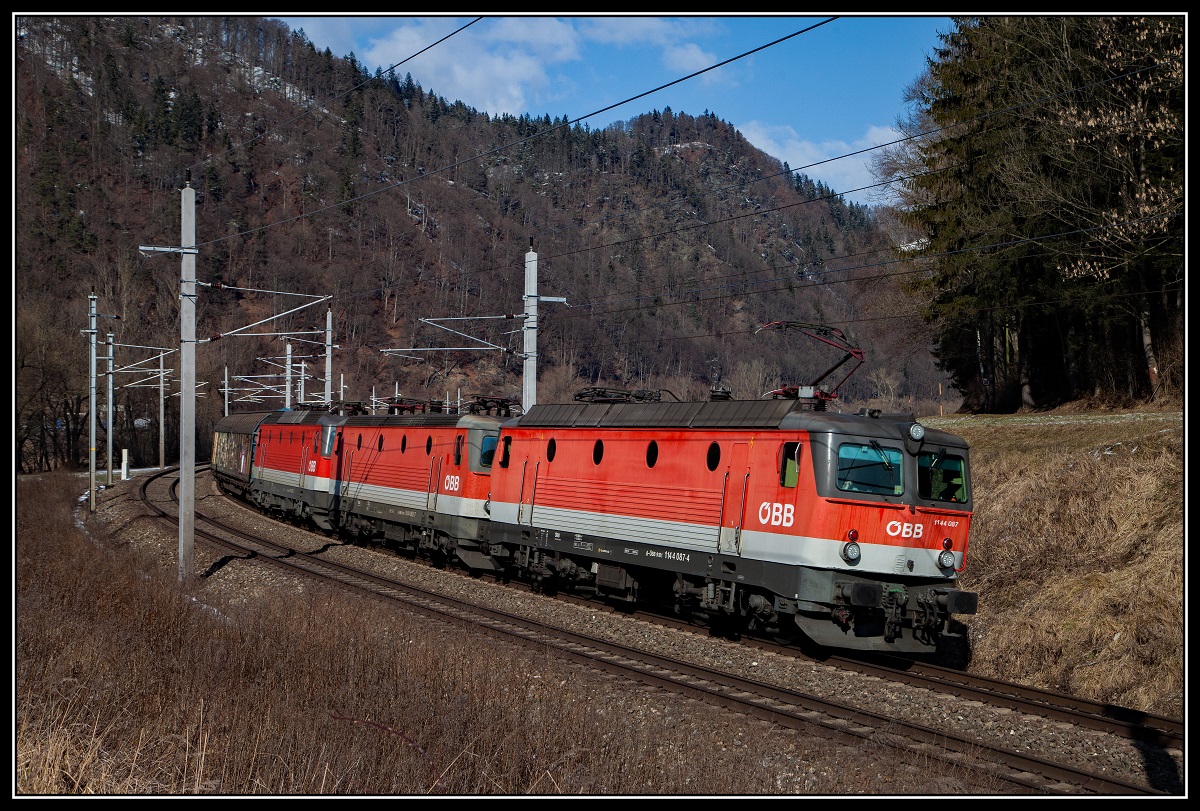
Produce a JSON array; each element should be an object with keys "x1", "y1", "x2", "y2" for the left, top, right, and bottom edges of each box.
[
  {"x1": 886, "y1": 521, "x2": 924, "y2": 539},
  {"x1": 758, "y1": 502, "x2": 794, "y2": 527}
]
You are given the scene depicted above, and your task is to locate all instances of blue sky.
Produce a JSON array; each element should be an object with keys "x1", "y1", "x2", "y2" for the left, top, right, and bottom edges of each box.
[{"x1": 274, "y1": 14, "x2": 956, "y2": 207}]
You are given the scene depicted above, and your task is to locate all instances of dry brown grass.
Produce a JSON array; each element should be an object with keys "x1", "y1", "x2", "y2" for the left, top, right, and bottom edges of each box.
[
  {"x1": 928, "y1": 409, "x2": 1185, "y2": 717},
  {"x1": 18, "y1": 475, "x2": 920, "y2": 796}
]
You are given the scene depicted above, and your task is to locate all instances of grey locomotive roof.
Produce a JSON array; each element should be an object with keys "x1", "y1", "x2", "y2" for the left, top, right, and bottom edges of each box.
[
  {"x1": 344, "y1": 414, "x2": 471, "y2": 428},
  {"x1": 516, "y1": 400, "x2": 968, "y2": 448},
  {"x1": 784, "y1": 411, "x2": 969, "y2": 448},
  {"x1": 518, "y1": 399, "x2": 803, "y2": 429},
  {"x1": 217, "y1": 409, "x2": 506, "y2": 436}
]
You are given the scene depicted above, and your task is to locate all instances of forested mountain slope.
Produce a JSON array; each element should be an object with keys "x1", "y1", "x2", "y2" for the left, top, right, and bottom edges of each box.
[{"x1": 15, "y1": 16, "x2": 1180, "y2": 473}]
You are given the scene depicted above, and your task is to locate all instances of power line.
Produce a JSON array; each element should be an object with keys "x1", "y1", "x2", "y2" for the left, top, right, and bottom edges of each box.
[
  {"x1": 377, "y1": 58, "x2": 1180, "y2": 298},
  {"x1": 557, "y1": 211, "x2": 1182, "y2": 319}
]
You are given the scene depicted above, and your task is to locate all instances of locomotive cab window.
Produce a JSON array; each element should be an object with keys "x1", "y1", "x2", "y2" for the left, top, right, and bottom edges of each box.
[
  {"x1": 320, "y1": 425, "x2": 337, "y2": 456},
  {"x1": 479, "y1": 434, "x2": 498, "y2": 468},
  {"x1": 779, "y1": 442, "x2": 802, "y2": 488},
  {"x1": 918, "y1": 450, "x2": 969, "y2": 504},
  {"x1": 837, "y1": 441, "x2": 903, "y2": 496}
]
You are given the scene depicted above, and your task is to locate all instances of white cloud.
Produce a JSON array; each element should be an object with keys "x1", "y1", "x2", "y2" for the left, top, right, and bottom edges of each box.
[
  {"x1": 579, "y1": 17, "x2": 684, "y2": 45},
  {"x1": 663, "y1": 42, "x2": 717, "y2": 75},
  {"x1": 359, "y1": 20, "x2": 567, "y2": 116},
  {"x1": 482, "y1": 17, "x2": 582, "y2": 61},
  {"x1": 577, "y1": 18, "x2": 730, "y2": 87},
  {"x1": 738, "y1": 120, "x2": 901, "y2": 206}
]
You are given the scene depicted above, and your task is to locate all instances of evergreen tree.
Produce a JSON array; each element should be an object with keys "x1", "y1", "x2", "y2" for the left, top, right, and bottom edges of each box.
[{"x1": 878, "y1": 16, "x2": 1183, "y2": 409}]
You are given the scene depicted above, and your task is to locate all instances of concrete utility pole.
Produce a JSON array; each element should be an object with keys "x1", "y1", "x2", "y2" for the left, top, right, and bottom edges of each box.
[
  {"x1": 142, "y1": 181, "x2": 199, "y2": 581},
  {"x1": 106, "y1": 333, "x2": 114, "y2": 485},
  {"x1": 523, "y1": 242, "x2": 538, "y2": 411},
  {"x1": 325, "y1": 308, "x2": 333, "y2": 405},
  {"x1": 85, "y1": 294, "x2": 120, "y2": 507},
  {"x1": 160, "y1": 352, "x2": 166, "y2": 468},
  {"x1": 88, "y1": 293, "x2": 97, "y2": 512},
  {"x1": 284, "y1": 339, "x2": 292, "y2": 409},
  {"x1": 521, "y1": 240, "x2": 566, "y2": 412},
  {"x1": 179, "y1": 181, "x2": 197, "y2": 581}
]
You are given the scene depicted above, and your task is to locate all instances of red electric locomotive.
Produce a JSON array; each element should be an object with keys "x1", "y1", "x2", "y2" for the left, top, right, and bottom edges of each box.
[
  {"x1": 324, "y1": 398, "x2": 508, "y2": 566},
  {"x1": 480, "y1": 387, "x2": 976, "y2": 654},
  {"x1": 212, "y1": 407, "x2": 335, "y2": 520},
  {"x1": 214, "y1": 398, "x2": 513, "y2": 564},
  {"x1": 227, "y1": 407, "x2": 343, "y2": 525}
]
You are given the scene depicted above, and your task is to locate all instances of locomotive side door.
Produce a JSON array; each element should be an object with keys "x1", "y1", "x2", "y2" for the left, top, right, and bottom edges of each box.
[
  {"x1": 719, "y1": 442, "x2": 750, "y2": 555},
  {"x1": 518, "y1": 459, "x2": 541, "y2": 525},
  {"x1": 427, "y1": 434, "x2": 443, "y2": 511},
  {"x1": 517, "y1": 437, "x2": 542, "y2": 526},
  {"x1": 298, "y1": 432, "x2": 311, "y2": 490}
]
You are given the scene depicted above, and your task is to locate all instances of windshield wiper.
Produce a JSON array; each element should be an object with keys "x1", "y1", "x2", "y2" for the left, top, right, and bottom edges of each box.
[
  {"x1": 930, "y1": 448, "x2": 946, "y2": 470},
  {"x1": 869, "y1": 440, "x2": 893, "y2": 472}
]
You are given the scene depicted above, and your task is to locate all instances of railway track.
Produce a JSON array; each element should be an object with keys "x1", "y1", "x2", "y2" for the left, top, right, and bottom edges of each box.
[
  {"x1": 136, "y1": 467, "x2": 1182, "y2": 795},
  {"x1": 565, "y1": 593, "x2": 1184, "y2": 751}
]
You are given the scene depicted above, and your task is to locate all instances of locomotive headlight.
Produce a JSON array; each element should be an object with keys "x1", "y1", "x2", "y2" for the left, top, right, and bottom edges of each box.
[
  {"x1": 841, "y1": 541, "x2": 862, "y2": 564},
  {"x1": 908, "y1": 423, "x2": 925, "y2": 441},
  {"x1": 937, "y1": 549, "x2": 956, "y2": 569}
]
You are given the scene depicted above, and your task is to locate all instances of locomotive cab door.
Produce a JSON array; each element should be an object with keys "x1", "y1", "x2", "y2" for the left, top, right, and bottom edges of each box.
[
  {"x1": 719, "y1": 442, "x2": 750, "y2": 555},
  {"x1": 318, "y1": 422, "x2": 338, "y2": 496}
]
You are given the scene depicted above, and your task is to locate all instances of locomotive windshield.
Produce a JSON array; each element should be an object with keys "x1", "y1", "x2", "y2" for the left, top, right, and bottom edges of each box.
[{"x1": 837, "y1": 441, "x2": 903, "y2": 496}]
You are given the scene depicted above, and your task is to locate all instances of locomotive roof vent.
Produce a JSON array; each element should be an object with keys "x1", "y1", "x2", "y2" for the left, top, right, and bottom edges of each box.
[{"x1": 858, "y1": 408, "x2": 918, "y2": 423}]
